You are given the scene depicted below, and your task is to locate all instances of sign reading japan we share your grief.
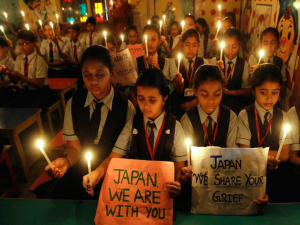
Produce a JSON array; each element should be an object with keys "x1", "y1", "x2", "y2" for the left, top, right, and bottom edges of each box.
[
  {"x1": 191, "y1": 147, "x2": 268, "y2": 215},
  {"x1": 95, "y1": 158, "x2": 174, "y2": 225}
]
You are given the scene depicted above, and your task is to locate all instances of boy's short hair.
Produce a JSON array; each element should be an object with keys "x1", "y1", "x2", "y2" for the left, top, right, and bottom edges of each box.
[
  {"x1": 223, "y1": 28, "x2": 241, "y2": 42},
  {"x1": 182, "y1": 28, "x2": 200, "y2": 43},
  {"x1": 67, "y1": 24, "x2": 80, "y2": 33},
  {"x1": 0, "y1": 37, "x2": 9, "y2": 48},
  {"x1": 81, "y1": 45, "x2": 114, "y2": 73},
  {"x1": 223, "y1": 16, "x2": 236, "y2": 28},
  {"x1": 251, "y1": 63, "x2": 283, "y2": 88},
  {"x1": 86, "y1": 17, "x2": 96, "y2": 26},
  {"x1": 184, "y1": 14, "x2": 196, "y2": 23},
  {"x1": 260, "y1": 27, "x2": 279, "y2": 42},
  {"x1": 193, "y1": 65, "x2": 225, "y2": 90},
  {"x1": 17, "y1": 30, "x2": 37, "y2": 42}
]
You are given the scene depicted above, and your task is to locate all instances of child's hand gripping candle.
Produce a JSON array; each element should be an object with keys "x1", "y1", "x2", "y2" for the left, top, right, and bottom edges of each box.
[
  {"x1": 220, "y1": 41, "x2": 225, "y2": 60},
  {"x1": 36, "y1": 139, "x2": 53, "y2": 169},
  {"x1": 56, "y1": 14, "x2": 59, "y2": 25},
  {"x1": 186, "y1": 139, "x2": 191, "y2": 170},
  {"x1": 144, "y1": 34, "x2": 148, "y2": 56},
  {"x1": 258, "y1": 49, "x2": 265, "y2": 64},
  {"x1": 276, "y1": 124, "x2": 291, "y2": 160},
  {"x1": 177, "y1": 53, "x2": 182, "y2": 73},
  {"x1": 218, "y1": 5, "x2": 222, "y2": 18},
  {"x1": 103, "y1": 31, "x2": 107, "y2": 48},
  {"x1": 0, "y1": 26, "x2": 8, "y2": 40},
  {"x1": 86, "y1": 152, "x2": 93, "y2": 186},
  {"x1": 215, "y1": 20, "x2": 221, "y2": 39},
  {"x1": 3, "y1": 12, "x2": 7, "y2": 21}
]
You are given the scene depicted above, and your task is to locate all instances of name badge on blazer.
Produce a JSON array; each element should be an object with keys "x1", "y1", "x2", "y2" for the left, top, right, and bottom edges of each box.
[{"x1": 184, "y1": 88, "x2": 194, "y2": 97}]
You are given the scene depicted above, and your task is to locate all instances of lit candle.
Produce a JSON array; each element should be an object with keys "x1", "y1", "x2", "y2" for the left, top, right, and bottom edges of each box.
[
  {"x1": 258, "y1": 49, "x2": 265, "y2": 64},
  {"x1": 147, "y1": 20, "x2": 151, "y2": 25},
  {"x1": 110, "y1": 0, "x2": 113, "y2": 7},
  {"x1": 38, "y1": 20, "x2": 43, "y2": 30},
  {"x1": 21, "y1": 11, "x2": 25, "y2": 21},
  {"x1": 218, "y1": 5, "x2": 222, "y2": 18},
  {"x1": 220, "y1": 41, "x2": 225, "y2": 60},
  {"x1": 49, "y1": 22, "x2": 54, "y2": 36},
  {"x1": 215, "y1": 20, "x2": 221, "y2": 39},
  {"x1": 163, "y1": 15, "x2": 166, "y2": 24},
  {"x1": 159, "y1": 20, "x2": 163, "y2": 34},
  {"x1": 56, "y1": 14, "x2": 59, "y2": 25},
  {"x1": 121, "y1": 34, "x2": 124, "y2": 43},
  {"x1": 181, "y1": 21, "x2": 185, "y2": 33},
  {"x1": 86, "y1": 152, "x2": 93, "y2": 186},
  {"x1": 144, "y1": 35, "x2": 148, "y2": 56},
  {"x1": 3, "y1": 12, "x2": 7, "y2": 21},
  {"x1": 103, "y1": 31, "x2": 107, "y2": 48},
  {"x1": 276, "y1": 124, "x2": 291, "y2": 160},
  {"x1": 25, "y1": 23, "x2": 30, "y2": 30},
  {"x1": 186, "y1": 139, "x2": 191, "y2": 171},
  {"x1": 36, "y1": 139, "x2": 53, "y2": 169},
  {"x1": 0, "y1": 26, "x2": 8, "y2": 40},
  {"x1": 177, "y1": 53, "x2": 182, "y2": 73},
  {"x1": 70, "y1": 20, "x2": 74, "y2": 25}
]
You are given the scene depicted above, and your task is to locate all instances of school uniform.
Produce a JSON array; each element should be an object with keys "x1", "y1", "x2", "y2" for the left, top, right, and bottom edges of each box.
[
  {"x1": 112, "y1": 111, "x2": 187, "y2": 162},
  {"x1": 40, "y1": 39, "x2": 66, "y2": 78},
  {"x1": 211, "y1": 55, "x2": 250, "y2": 114},
  {"x1": 50, "y1": 86, "x2": 135, "y2": 200},
  {"x1": 169, "y1": 35, "x2": 179, "y2": 50},
  {"x1": 237, "y1": 101, "x2": 293, "y2": 202},
  {"x1": 81, "y1": 31, "x2": 102, "y2": 49},
  {"x1": 180, "y1": 104, "x2": 238, "y2": 147},
  {"x1": 61, "y1": 36, "x2": 70, "y2": 47},
  {"x1": 4, "y1": 51, "x2": 52, "y2": 108},
  {"x1": 198, "y1": 34, "x2": 211, "y2": 58},
  {"x1": 170, "y1": 56, "x2": 208, "y2": 119}
]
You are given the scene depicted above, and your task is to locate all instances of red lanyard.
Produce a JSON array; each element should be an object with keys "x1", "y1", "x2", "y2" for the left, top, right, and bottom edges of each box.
[
  {"x1": 143, "y1": 116, "x2": 166, "y2": 160},
  {"x1": 143, "y1": 56, "x2": 148, "y2": 69},
  {"x1": 72, "y1": 43, "x2": 80, "y2": 61},
  {"x1": 225, "y1": 64, "x2": 235, "y2": 85},
  {"x1": 202, "y1": 108, "x2": 220, "y2": 146},
  {"x1": 254, "y1": 106, "x2": 273, "y2": 147},
  {"x1": 182, "y1": 60, "x2": 196, "y2": 86},
  {"x1": 23, "y1": 57, "x2": 35, "y2": 76},
  {"x1": 89, "y1": 33, "x2": 93, "y2": 45}
]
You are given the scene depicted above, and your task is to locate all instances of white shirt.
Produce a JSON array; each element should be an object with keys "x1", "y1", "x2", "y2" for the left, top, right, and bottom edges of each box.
[
  {"x1": 40, "y1": 39, "x2": 65, "y2": 70},
  {"x1": 63, "y1": 40, "x2": 85, "y2": 63},
  {"x1": 287, "y1": 106, "x2": 300, "y2": 151},
  {"x1": 81, "y1": 32, "x2": 102, "y2": 49},
  {"x1": 0, "y1": 56, "x2": 15, "y2": 82}
]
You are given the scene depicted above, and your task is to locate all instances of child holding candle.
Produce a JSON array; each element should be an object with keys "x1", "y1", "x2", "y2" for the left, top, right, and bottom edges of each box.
[
  {"x1": 171, "y1": 28, "x2": 208, "y2": 119},
  {"x1": 82, "y1": 17, "x2": 102, "y2": 49},
  {"x1": 125, "y1": 25, "x2": 140, "y2": 46},
  {"x1": 101, "y1": 34, "x2": 118, "y2": 54},
  {"x1": 211, "y1": 28, "x2": 250, "y2": 114},
  {"x1": 237, "y1": 63, "x2": 292, "y2": 202},
  {"x1": 54, "y1": 23, "x2": 70, "y2": 47},
  {"x1": 83, "y1": 68, "x2": 186, "y2": 198},
  {"x1": 195, "y1": 18, "x2": 211, "y2": 58}
]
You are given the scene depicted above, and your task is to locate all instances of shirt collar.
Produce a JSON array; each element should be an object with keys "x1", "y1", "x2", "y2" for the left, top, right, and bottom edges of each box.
[
  {"x1": 255, "y1": 101, "x2": 273, "y2": 119},
  {"x1": 143, "y1": 111, "x2": 165, "y2": 129},
  {"x1": 262, "y1": 55, "x2": 273, "y2": 63},
  {"x1": 72, "y1": 40, "x2": 80, "y2": 46},
  {"x1": 84, "y1": 85, "x2": 114, "y2": 111},
  {"x1": 224, "y1": 55, "x2": 237, "y2": 65},
  {"x1": 24, "y1": 51, "x2": 36, "y2": 61},
  {"x1": 183, "y1": 56, "x2": 196, "y2": 65},
  {"x1": 197, "y1": 104, "x2": 219, "y2": 124}
]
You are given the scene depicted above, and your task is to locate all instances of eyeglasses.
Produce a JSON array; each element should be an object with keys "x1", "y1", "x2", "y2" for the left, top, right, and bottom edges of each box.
[{"x1": 17, "y1": 42, "x2": 33, "y2": 46}]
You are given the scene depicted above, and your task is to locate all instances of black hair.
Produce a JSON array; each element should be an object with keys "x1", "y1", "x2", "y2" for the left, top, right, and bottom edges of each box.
[
  {"x1": 130, "y1": 68, "x2": 174, "y2": 160},
  {"x1": 196, "y1": 18, "x2": 210, "y2": 37},
  {"x1": 184, "y1": 14, "x2": 196, "y2": 23},
  {"x1": 125, "y1": 25, "x2": 140, "y2": 43},
  {"x1": 225, "y1": 12, "x2": 236, "y2": 24},
  {"x1": 0, "y1": 38, "x2": 9, "y2": 48},
  {"x1": 223, "y1": 16, "x2": 236, "y2": 28},
  {"x1": 56, "y1": 23, "x2": 63, "y2": 31},
  {"x1": 170, "y1": 21, "x2": 181, "y2": 34},
  {"x1": 223, "y1": 28, "x2": 241, "y2": 42},
  {"x1": 251, "y1": 63, "x2": 283, "y2": 88},
  {"x1": 260, "y1": 27, "x2": 280, "y2": 43},
  {"x1": 86, "y1": 17, "x2": 96, "y2": 26},
  {"x1": 182, "y1": 28, "x2": 200, "y2": 43},
  {"x1": 80, "y1": 45, "x2": 114, "y2": 73},
  {"x1": 67, "y1": 24, "x2": 80, "y2": 33},
  {"x1": 101, "y1": 34, "x2": 117, "y2": 48},
  {"x1": 193, "y1": 65, "x2": 225, "y2": 90},
  {"x1": 17, "y1": 30, "x2": 37, "y2": 42},
  {"x1": 142, "y1": 24, "x2": 161, "y2": 38}
]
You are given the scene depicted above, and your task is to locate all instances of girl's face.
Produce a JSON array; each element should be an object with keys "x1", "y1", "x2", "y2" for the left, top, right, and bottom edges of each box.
[
  {"x1": 171, "y1": 24, "x2": 179, "y2": 37},
  {"x1": 182, "y1": 36, "x2": 199, "y2": 59},
  {"x1": 82, "y1": 59, "x2": 112, "y2": 100},
  {"x1": 253, "y1": 81, "x2": 280, "y2": 111},
  {"x1": 137, "y1": 86, "x2": 167, "y2": 120},
  {"x1": 224, "y1": 37, "x2": 240, "y2": 60},
  {"x1": 222, "y1": 20, "x2": 234, "y2": 34},
  {"x1": 184, "y1": 17, "x2": 196, "y2": 32},
  {"x1": 143, "y1": 29, "x2": 159, "y2": 54},
  {"x1": 260, "y1": 32, "x2": 279, "y2": 58},
  {"x1": 196, "y1": 23, "x2": 205, "y2": 35},
  {"x1": 277, "y1": 15, "x2": 296, "y2": 62},
  {"x1": 107, "y1": 42, "x2": 117, "y2": 54},
  {"x1": 128, "y1": 30, "x2": 138, "y2": 45},
  {"x1": 195, "y1": 80, "x2": 223, "y2": 115}
]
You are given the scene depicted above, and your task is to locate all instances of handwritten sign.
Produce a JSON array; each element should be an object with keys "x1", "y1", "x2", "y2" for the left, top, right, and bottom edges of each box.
[
  {"x1": 95, "y1": 158, "x2": 174, "y2": 225},
  {"x1": 127, "y1": 44, "x2": 145, "y2": 60},
  {"x1": 111, "y1": 48, "x2": 138, "y2": 87},
  {"x1": 191, "y1": 147, "x2": 268, "y2": 215}
]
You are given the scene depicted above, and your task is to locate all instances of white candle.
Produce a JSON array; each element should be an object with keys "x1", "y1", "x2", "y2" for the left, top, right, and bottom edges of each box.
[
  {"x1": 3, "y1": 12, "x2": 7, "y2": 21},
  {"x1": 147, "y1": 20, "x2": 151, "y2": 25},
  {"x1": 276, "y1": 124, "x2": 291, "y2": 160},
  {"x1": 163, "y1": 15, "x2": 166, "y2": 24},
  {"x1": 218, "y1": 5, "x2": 222, "y2": 18},
  {"x1": 21, "y1": 11, "x2": 25, "y2": 21},
  {"x1": 103, "y1": 31, "x2": 107, "y2": 48},
  {"x1": 159, "y1": 20, "x2": 163, "y2": 34},
  {"x1": 177, "y1": 53, "x2": 182, "y2": 73},
  {"x1": 56, "y1": 14, "x2": 59, "y2": 25},
  {"x1": 110, "y1": 0, "x2": 113, "y2": 7},
  {"x1": 70, "y1": 20, "x2": 74, "y2": 25},
  {"x1": 258, "y1": 49, "x2": 265, "y2": 64},
  {"x1": 49, "y1": 22, "x2": 55, "y2": 36},
  {"x1": 144, "y1": 35, "x2": 148, "y2": 56},
  {"x1": 86, "y1": 152, "x2": 92, "y2": 186},
  {"x1": 220, "y1": 41, "x2": 225, "y2": 60},
  {"x1": 38, "y1": 20, "x2": 43, "y2": 30},
  {"x1": 0, "y1": 26, "x2": 8, "y2": 40},
  {"x1": 36, "y1": 140, "x2": 53, "y2": 169},
  {"x1": 181, "y1": 21, "x2": 185, "y2": 33},
  {"x1": 186, "y1": 139, "x2": 191, "y2": 170},
  {"x1": 25, "y1": 23, "x2": 30, "y2": 30},
  {"x1": 121, "y1": 34, "x2": 124, "y2": 43},
  {"x1": 215, "y1": 20, "x2": 221, "y2": 39}
]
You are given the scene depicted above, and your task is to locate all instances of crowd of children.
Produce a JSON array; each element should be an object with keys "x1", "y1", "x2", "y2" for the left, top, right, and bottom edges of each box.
[{"x1": 0, "y1": 12, "x2": 300, "y2": 212}]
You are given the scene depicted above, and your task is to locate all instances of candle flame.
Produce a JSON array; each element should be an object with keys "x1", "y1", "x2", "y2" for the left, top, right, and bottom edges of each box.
[
  {"x1": 259, "y1": 49, "x2": 265, "y2": 58},
  {"x1": 284, "y1": 124, "x2": 291, "y2": 133},
  {"x1": 70, "y1": 20, "x2": 74, "y2": 25},
  {"x1": 38, "y1": 20, "x2": 42, "y2": 26},
  {"x1": 163, "y1": 15, "x2": 166, "y2": 20},
  {"x1": 160, "y1": 20, "x2": 163, "y2": 26},
  {"x1": 220, "y1": 41, "x2": 225, "y2": 49},
  {"x1": 186, "y1": 139, "x2": 191, "y2": 146},
  {"x1": 144, "y1": 34, "x2": 147, "y2": 41},
  {"x1": 178, "y1": 53, "x2": 182, "y2": 60},
  {"x1": 36, "y1": 139, "x2": 44, "y2": 149},
  {"x1": 25, "y1": 24, "x2": 30, "y2": 30},
  {"x1": 21, "y1": 11, "x2": 25, "y2": 17},
  {"x1": 148, "y1": 20, "x2": 151, "y2": 25},
  {"x1": 0, "y1": 26, "x2": 4, "y2": 32},
  {"x1": 86, "y1": 152, "x2": 92, "y2": 161},
  {"x1": 218, "y1": 5, "x2": 221, "y2": 11},
  {"x1": 181, "y1": 21, "x2": 185, "y2": 27},
  {"x1": 3, "y1": 12, "x2": 7, "y2": 18},
  {"x1": 103, "y1": 31, "x2": 107, "y2": 37},
  {"x1": 217, "y1": 20, "x2": 221, "y2": 29}
]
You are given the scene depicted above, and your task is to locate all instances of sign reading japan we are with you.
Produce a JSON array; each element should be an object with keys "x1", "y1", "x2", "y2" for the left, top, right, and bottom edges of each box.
[
  {"x1": 95, "y1": 158, "x2": 174, "y2": 225},
  {"x1": 191, "y1": 147, "x2": 268, "y2": 215}
]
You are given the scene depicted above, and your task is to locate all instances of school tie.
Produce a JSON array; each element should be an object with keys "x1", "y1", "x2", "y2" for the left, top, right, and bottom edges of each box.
[
  {"x1": 169, "y1": 36, "x2": 173, "y2": 49},
  {"x1": 188, "y1": 59, "x2": 194, "y2": 79},
  {"x1": 147, "y1": 121, "x2": 156, "y2": 152},
  {"x1": 49, "y1": 41, "x2": 54, "y2": 63},
  {"x1": 73, "y1": 44, "x2": 78, "y2": 61},
  {"x1": 90, "y1": 100, "x2": 104, "y2": 142},
  {"x1": 206, "y1": 116, "x2": 213, "y2": 143},
  {"x1": 263, "y1": 111, "x2": 270, "y2": 134},
  {"x1": 227, "y1": 61, "x2": 233, "y2": 80},
  {"x1": 89, "y1": 33, "x2": 93, "y2": 46},
  {"x1": 267, "y1": 59, "x2": 271, "y2": 63},
  {"x1": 24, "y1": 56, "x2": 28, "y2": 77}
]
